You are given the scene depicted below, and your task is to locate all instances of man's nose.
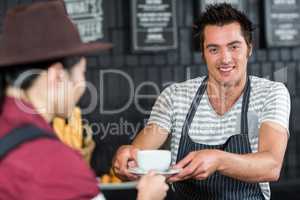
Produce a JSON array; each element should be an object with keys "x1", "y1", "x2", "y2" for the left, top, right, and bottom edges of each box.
[{"x1": 220, "y1": 49, "x2": 232, "y2": 64}]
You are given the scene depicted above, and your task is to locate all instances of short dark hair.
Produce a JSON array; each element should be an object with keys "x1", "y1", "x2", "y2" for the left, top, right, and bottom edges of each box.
[{"x1": 194, "y1": 3, "x2": 255, "y2": 52}]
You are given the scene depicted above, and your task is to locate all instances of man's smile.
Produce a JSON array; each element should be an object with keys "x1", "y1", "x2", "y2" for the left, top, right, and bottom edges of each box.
[{"x1": 218, "y1": 65, "x2": 235, "y2": 73}]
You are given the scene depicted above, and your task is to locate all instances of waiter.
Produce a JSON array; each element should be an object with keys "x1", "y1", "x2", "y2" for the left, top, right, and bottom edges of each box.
[{"x1": 113, "y1": 3, "x2": 290, "y2": 200}]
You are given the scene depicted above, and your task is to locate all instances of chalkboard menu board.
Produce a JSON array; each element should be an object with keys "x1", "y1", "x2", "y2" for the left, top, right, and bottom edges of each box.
[
  {"x1": 199, "y1": 0, "x2": 245, "y2": 12},
  {"x1": 64, "y1": 0, "x2": 105, "y2": 42},
  {"x1": 264, "y1": 0, "x2": 300, "y2": 47},
  {"x1": 131, "y1": 0, "x2": 178, "y2": 51}
]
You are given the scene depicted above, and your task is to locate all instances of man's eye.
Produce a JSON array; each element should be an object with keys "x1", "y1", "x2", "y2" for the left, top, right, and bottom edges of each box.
[
  {"x1": 230, "y1": 45, "x2": 239, "y2": 50},
  {"x1": 209, "y1": 48, "x2": 218, "y2": 54}
]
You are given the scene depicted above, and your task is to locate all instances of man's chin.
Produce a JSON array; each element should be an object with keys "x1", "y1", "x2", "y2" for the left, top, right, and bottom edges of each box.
[{"x1": 218, "y1": 78, "x2": 239, "y2": 88}]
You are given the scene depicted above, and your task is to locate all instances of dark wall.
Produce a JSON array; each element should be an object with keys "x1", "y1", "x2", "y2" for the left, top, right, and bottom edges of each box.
[{"x1": 1, "y1": 0, "x2": 299, "y2": 181}]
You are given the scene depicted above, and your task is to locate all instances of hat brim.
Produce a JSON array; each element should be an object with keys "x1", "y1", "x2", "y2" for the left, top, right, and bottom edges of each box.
[{"x1": 0, "y1": 42, "x2": 112, "y2": 67}]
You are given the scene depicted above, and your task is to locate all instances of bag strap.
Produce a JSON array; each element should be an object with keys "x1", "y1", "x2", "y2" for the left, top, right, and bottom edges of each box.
[{"x1": 0, "y1": 125, "x2": 57, "y2": 158}]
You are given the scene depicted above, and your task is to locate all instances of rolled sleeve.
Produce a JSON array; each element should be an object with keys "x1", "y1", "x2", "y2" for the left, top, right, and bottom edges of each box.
[
  {"x1": 147, "y1": 85, "x2": 174, "y2": 133},
  {"x1": 259, "y1": 82, "x2": 291, "y2": 135}
]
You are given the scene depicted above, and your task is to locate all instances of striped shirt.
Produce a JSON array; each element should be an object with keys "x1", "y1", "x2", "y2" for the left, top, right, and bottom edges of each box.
[{"x1": 147, "y1": 76, "x2": 291, "y2": 200}]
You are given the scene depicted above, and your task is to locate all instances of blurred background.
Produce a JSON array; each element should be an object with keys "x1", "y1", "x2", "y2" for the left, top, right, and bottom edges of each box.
[{"x1": 1, "y1": 0, "x2": 299, "y2": 199}]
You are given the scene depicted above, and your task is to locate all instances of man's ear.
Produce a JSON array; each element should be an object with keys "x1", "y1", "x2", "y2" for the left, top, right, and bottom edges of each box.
[{"x1": 48, "y1": 62, "x2": 65, "y2": 84}]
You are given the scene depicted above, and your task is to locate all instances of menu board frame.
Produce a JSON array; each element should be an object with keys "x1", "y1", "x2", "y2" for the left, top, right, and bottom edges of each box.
[
  {"x1": 264, "y1": 0, "x2": 300, "y2": 47},
  {"x1": 64, "y1": 0, "x2": 106, "y2": 42},
  {"x1": 131, "y1": 0, "x2": 178, "y2": 52}
]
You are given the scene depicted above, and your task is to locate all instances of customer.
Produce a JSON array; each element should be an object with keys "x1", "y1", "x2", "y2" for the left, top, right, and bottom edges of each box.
[
  {"x1": 137, "y1": 171, "x2": 169, "y2": 200},
  {"x1": 113, "y1": 3, "x2": 290, "y2": 200},
  {"x1": 0, "y1": 1, "x2": 168, "y2": 200}
]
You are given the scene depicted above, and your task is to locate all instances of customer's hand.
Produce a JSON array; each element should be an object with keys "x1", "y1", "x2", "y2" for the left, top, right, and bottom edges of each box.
[
  {"x1": 137, "y1": 171, "x2": 169, "y2": 200},
  {"x1": 112, "y1": 145, "x2": 139, "y2": 181}
]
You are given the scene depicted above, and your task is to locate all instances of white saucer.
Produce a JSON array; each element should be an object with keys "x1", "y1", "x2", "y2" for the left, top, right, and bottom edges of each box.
[{"x1": 128, "y1": 167, "x2": 181, "y2": 175}]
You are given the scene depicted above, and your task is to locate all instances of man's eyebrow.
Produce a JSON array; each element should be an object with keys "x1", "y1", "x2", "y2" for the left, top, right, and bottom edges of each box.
[
  {"x1": 206, "y1": 44, "x2": 219, "y2": 49},
  {"x1": 205, "y1": 41, "x2": 242, "y2": 49},
  {"x1": 227, "y1": 41, "x2": 242, "y2": 46}
]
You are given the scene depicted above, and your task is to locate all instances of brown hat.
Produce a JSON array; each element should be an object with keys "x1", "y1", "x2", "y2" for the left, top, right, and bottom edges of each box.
[{"x1": 0, "y1": 0, "x2": 112, "y2": 67}]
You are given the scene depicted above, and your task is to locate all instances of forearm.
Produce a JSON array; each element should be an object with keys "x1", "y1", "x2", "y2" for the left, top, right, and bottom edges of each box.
[
  {"x1": 217, "y1": 150, "x2": 282, "y2": 182},
  {"x1": 132, "y1": 124, "x2": 169, "y2": 149}
]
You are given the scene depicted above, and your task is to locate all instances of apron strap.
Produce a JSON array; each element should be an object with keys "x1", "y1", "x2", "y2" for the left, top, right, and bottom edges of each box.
[
  {"x1": 181, "y1": 76, "x2": 208, "y2": 137},
  {"x1": 240, "y1": 76, "x2": 251, "y2": 135}
]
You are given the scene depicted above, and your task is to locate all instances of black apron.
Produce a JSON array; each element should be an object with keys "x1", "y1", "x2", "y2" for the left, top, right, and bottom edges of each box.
[{"x1": 171, "y1": 76, "x2": 265, "y2": 200}]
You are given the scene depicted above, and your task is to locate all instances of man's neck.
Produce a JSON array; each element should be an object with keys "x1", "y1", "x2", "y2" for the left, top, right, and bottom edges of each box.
[{"x1": 206, "y1": 76, "x2": 247, "y2": 116}]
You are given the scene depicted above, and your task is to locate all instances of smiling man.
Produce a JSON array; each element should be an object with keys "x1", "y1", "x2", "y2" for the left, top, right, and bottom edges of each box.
[{"x1": 113, "y1": 3, "x2": 290, "y2": 200}]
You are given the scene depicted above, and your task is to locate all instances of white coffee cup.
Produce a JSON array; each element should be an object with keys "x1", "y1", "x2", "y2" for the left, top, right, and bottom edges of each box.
[{"x1": 137, "y1": 150, "x2": 171, "y2": 171}]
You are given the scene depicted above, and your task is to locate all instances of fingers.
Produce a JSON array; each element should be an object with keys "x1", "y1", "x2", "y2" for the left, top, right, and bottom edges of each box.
[
  {"x1": 147, "y1": 171, "x2": 166, "y2": 181},
  {"x1": 168, "y1": 152, "x2": 195, "y2": 182},
  {"x1": 172, "y1": 152, "x2": 194, "y2": 169},
  {"x1": 195, "y1": 172, "x2": 209, "y2": 180},
  {"x1": 113, "y1": 162, "x2": 138, "y2": 181},
  {"x1": 128, "y1": 160, "x2": 137, "y2": 168},
  {"x1": 175, "y1": 164, "x2": 198, "y2": 180},
  {"x1": 138, "y1": 172, "x2": 168, "y2": 188},
  {"x1": 114, "y1": 159, "x2": 138, "y2": 180},
  {"x1": 112, "y1": 145, "x2": 139, "y2": 181},
  {"x1": 167, "y1": 167, "x2": 196, "y2": 183},
  {"x1": 147, "y1": 170, "x2": 158, "y2": 176},
  {"x1": 168, "y1": 152, "x2": 205, "y2": 182},
  {"x1": 130, "y1": 147, "x2": 139, "y2": 161}
]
